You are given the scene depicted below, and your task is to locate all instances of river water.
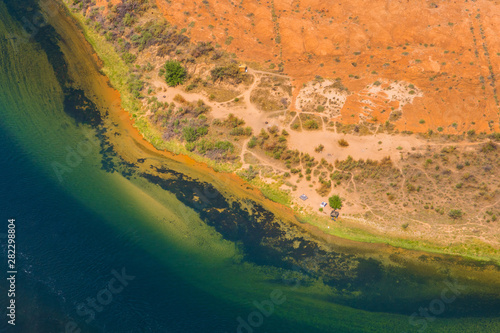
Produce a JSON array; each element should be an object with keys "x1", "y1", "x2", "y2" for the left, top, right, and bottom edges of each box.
[{"x1": 0, "y1": 1, "x2": 499, "y2": 332}]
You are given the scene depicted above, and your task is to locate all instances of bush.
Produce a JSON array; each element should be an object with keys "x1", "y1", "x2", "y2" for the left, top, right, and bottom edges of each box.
[
  {"x1": 230, "y1": 127, "x2": 252, "y2": 136},
  {"x1": 448, "y1": 209, "x2": 463, "y2": 219},
  {"x1": 328, "y1": 195, "x2": 343, "y2": 210},
  {"x1": 303, "y1": 120, "x2": 319, "y2": 129},
  {"x1": 214, "y1": 140, "x2": 234, "y2": 153},
  {"x1": 197, "y1": 126, "x2": 208, "y2": 136},
  {"x1": 128, "y1": 74, "x2": 144, "y2": 98},
  {"x1": 210, "y1": 63, "x2": 242, "y2": 83},
  {"x1": 182, "y1": 126, "x2": 198, "y2": 142},
  {"x1": 488, "y1": 133, "x2": 500, "y2": 141},
  {"x1": 191, "y1": 41, "x2": 214, "y2": 58},
  {"x1": 164, "y1": 61, "x2": 187, "y2": 87},
  {"x1": 122, "y1": 52, "x2": 137, "y2": 64},
  {"x1": 315, "y1": 144, "x2": 324, "y2": 152},
  {"x1": 247, "y1": 136, "x2": 257, "y2": 148},
  {"x1": 481, "y1": 140, "x2": 497, "y2": 153},
  {"x1": 123, "y1": 13, "x2": 135, "y2": 26},
  {"x1": 338, "y1": 139, "x2": 349, "y2": 147},
  {"x1": 239, "y1": 166, "x2": 258, "y2": 181}
]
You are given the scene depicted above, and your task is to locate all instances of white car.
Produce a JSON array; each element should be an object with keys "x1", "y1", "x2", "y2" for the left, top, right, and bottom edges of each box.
[{"x1": 320, "y1": 202, "x2": 328, "y2": 208}]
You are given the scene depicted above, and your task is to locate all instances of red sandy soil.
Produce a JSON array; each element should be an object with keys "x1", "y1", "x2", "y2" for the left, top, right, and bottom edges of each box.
[{"x1": 155, "y1": 0, "x2": 500, "y2": 134}]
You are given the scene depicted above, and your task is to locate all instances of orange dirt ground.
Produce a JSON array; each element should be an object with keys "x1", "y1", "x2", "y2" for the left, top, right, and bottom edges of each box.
[{"x1": 155, "y1": 0, "x2": 500, "y2": 134}]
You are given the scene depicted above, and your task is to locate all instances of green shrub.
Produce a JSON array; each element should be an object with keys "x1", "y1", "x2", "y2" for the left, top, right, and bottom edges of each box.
[
  {"x1": 328, "y1": 195, "x2": 343, "y2": 210},
  {"x1": 122, "y1": 52, "x2": 137, "y2": 64},
  {"x1": 488, "y1": 132, "x2": 500, "y2": 141},
  {"x1": 247, "y1": 136, "x2": 257, "y2": 148},
  {"x1": 303, "y1": 120, "x2": 319, "y2": 129},
  {"x1": 197, "y1": 126, "x2": 208, "y2": 136},
  {"x1": 128, "y1": 75, "x2": 144, "y2": 98},
  {"x1": 182, "y1": 126, "x2": 198, "y2": 142},
  {"x1": 164, "y1": 61, "x2": 187, "y2": 87},
  {"x1": 481, "y1": 140, "x2": 497, "y2": 153},
  {"x1": 123, "y1": 13, "x2": 135, "y2": 26},
  {"x1": 230, "y1": 126, "x2": 252, "y2": 136},
  {"x1": 448, "y1": 209, "x2": 463, "y2": 219},
  {"x1": 215, "y1": 140, "x2": 234, "y2": 153}
]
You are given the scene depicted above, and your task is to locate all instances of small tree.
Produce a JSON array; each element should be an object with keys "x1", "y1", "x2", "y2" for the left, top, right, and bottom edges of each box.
[
  {"x1": 329, "y1": 195, "x2": 343, "y2": 210},
  {"x1": 164, "y1": 61, "x2": 187, "y2": 87}
]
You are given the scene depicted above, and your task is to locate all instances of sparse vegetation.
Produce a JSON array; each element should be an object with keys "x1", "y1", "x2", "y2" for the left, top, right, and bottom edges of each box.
[{"x1": 64, "y1": 0, "x2": 500, "y2": 262}]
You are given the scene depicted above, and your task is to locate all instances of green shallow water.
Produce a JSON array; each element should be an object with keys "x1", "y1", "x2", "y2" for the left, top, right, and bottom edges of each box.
[{"x1": 0, "y1": 1, "x2": 499, "y2": 332}]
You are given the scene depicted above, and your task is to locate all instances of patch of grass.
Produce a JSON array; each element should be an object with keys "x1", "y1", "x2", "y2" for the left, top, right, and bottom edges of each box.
[{"x1": 252, "y1": 180, "x2": 291, "y2": 206}]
